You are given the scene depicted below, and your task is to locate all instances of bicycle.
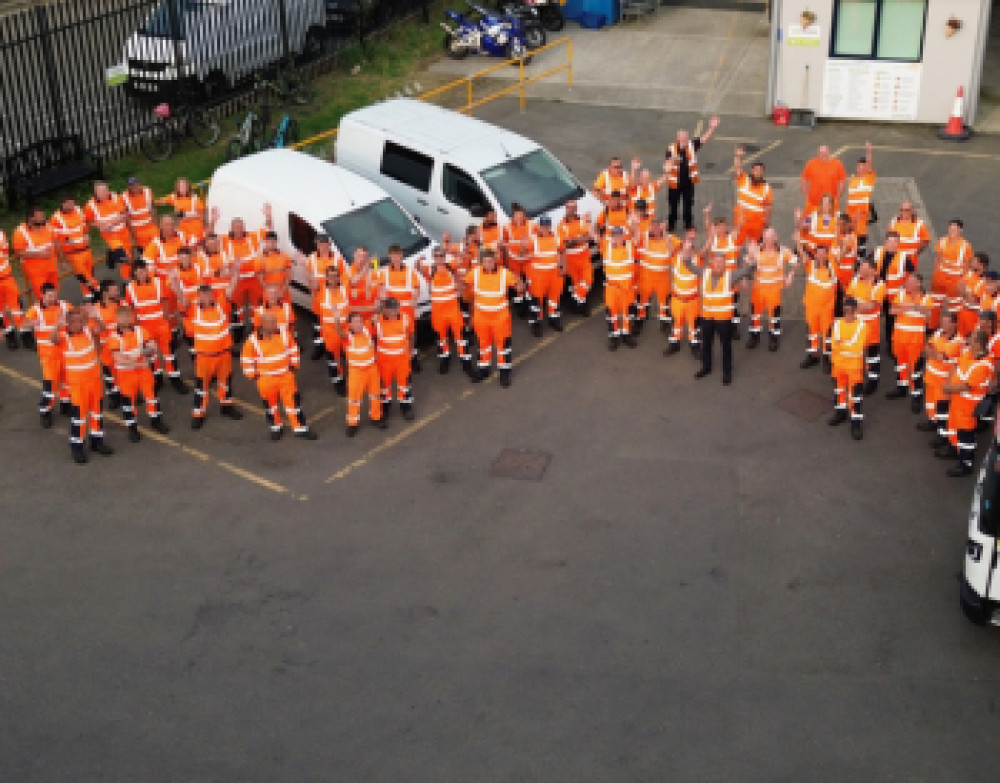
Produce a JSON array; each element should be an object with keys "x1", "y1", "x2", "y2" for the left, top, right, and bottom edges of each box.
[
  {"x1": 225, "y1": 104, "x2": 267, "y2": 161},
  {"x1": 253, "y1": 65, "x2": 314, "y2": 128},
  {"x1": 139, "y1": 100, "x2": 221, "y2": 162},
  {"x1": 271, "y1": 113, "x2": 301, "y2": 149}
]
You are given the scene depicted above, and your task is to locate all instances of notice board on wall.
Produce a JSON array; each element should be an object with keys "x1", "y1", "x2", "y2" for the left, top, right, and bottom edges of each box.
[{"x1": 822, "y1": 60, "x2": 922, "y2": 120}]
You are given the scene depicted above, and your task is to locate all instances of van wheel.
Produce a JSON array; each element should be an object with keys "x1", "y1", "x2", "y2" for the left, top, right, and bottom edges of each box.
[{"x1": 444, "y1": 33, "x2": 468, "y2": 59}]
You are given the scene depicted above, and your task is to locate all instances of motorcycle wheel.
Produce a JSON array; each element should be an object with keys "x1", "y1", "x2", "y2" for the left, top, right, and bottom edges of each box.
[
  {"x1": 444, "y1": 33, "x2": 469, "y2": 59},
  {"x1": 524, "y1": 24, "x2": 546, "y2": 49},
  {"x1": 506, "y1": 40, "x2": 531, "y2": 65},
  {"x1": 540, "y1": 4, "x2": 564, "y2": 31}
]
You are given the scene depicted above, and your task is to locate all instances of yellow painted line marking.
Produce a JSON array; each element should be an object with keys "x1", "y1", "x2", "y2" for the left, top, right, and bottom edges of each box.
[
  {"x1": 309, "y1": 404, "x2": 338, "y2": 424},
  {"x1": 831, "y1": 144, "x2": 850, "y2": 159},
  {"x1": 218, "y1": 461, "x2": 291, "y2": 495},
  {"x1": 837, "y1": 143, "x2": 1000, "y2": 161},
  {"x1": 0, "y1": 360, "x2": 296, "y2": 498},
  {"x1": 725, "y1": 139, "x2": 783, "y2": 175},
  {"x1": 325, "y1": 404, "x2": 452, "y2": 484}
]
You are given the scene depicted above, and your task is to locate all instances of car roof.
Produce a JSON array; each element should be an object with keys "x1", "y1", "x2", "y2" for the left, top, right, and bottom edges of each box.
[
  {"x1": 340, "y1": 98, "x2": 537, "y2": 172},
  {"x1": 210, "y1": 148, "x2": 388, "y2": 226}
]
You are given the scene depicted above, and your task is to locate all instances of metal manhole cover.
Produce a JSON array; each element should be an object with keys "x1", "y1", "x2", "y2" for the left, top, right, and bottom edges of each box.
[
  {"x1": 741, "y1": 143, "x2": 761, "y2": 154},
  {"x1": 777, "y1": 388, "x2": 829, "y2": 422},
  {"x1": 490, "y1": 449, "x2": 552, "y2": 481}
]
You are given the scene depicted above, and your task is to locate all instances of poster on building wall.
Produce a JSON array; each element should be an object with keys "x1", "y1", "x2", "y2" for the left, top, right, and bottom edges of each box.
[{"x1": 822, "y1": 61, "x2": 922, "y2": 120}]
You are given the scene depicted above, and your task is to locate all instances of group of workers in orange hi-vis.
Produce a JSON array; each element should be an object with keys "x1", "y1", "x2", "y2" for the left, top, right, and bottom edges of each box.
[{"x1": 6, "y1": 127, "x2": 998, "y2": 473}]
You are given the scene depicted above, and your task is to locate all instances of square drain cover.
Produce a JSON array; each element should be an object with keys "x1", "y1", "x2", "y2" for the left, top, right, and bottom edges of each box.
[
  {"x1": 490, "y1": 449, "x2": 552, "y2": 481},
  {"x1": 777, "y1": 388, "x2": 829, "y2": 422}
]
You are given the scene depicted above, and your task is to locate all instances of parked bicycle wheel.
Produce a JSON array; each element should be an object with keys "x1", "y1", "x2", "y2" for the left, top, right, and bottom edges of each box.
[
  {"x1": 285, "y1": 118, "x2": 300, "y2": 146},
  {"x1": 225, "y1": 137, "x2": 244, "y2": 162},
  {"x1": 188, "y1": 106, "x2": 221, "y2": 148},
  {"x1": 140, "y1": 119, "x2": 173, "y2": 162}
]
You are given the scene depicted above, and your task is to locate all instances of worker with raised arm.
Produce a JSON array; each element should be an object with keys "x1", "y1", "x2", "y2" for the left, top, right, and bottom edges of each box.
[{"x1": 665, "y1": 115, "x2": 720, "y2": 232}]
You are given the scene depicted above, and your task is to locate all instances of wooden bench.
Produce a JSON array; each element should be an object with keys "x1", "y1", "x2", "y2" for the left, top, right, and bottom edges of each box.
[{"x1": 3, "y1": 134, "x2": 103, "y2": 209}]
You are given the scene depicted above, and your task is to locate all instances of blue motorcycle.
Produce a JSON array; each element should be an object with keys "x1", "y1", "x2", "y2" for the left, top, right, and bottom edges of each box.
[{"x1": 441, "y1": 2, "x2": 544, "y2": 62}]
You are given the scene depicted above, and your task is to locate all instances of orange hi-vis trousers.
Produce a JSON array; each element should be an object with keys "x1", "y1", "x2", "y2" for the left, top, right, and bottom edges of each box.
[
  {"x1": 750, "y1": 283, "x2": 782, "y2": 336},
  {"x1": 69, "y1": 371, "x2": 105, "y2": 445},
  {"x1": 833, "y1": 365, "x2": 864, "y2": 422},
  {"x1": 118, "y1": 368, "x2": 161, "y2": 424},
  {"x1": 805, "y1": 304, "x2": 834, "y2": 358},
  {"x1": 637, "y1": 268, "x2": 671, "y2": 323},
  {"x1": 144, "y1": 318, "x2": 180, "y2": 379},
  {"x1": 22, "y1": 260, "x2": 59, "y2": 302},
  {"x1": 431, "y1": 302, "x2": 468, "y2": 361},
  {"x1": 347, "y1": 363, "x2": 381, "y2": 426},
  {"x1": 528, "y1": 268, "x2": 563, "y2": 323},
  {"x1": 474, "y1": 311, "x2": 512, "y2": 371},
  {"x1": 604, "y1": 280, "x2": 634, "y2": 337},
  {"x1": 565, "y1": 248, "x2": 592, "y2": 307},
  {"x1": 258, "y1": 373, "x2": 307, "y2": 433},
  {"x1": 0, "y1": 276, "x2": 24, "y2": 333},
  {"x1": 321, "y1": 325, "x2": 344, "y2": 384},
  {"x1": 193, "y1": 352, "x2": 232, "y2": 418},
  {"x1": 670, "y1": 295, "x2": 700, "y2": 346},
  {"x1": 892, "y1": 339, "x2": 925, "y2": 396},
  {"x1": 38, "y1": 348, "x2": 70, "y2": 413},
  {"x1": 378, "y1": 354, "x2": 411, "y2": 404}
]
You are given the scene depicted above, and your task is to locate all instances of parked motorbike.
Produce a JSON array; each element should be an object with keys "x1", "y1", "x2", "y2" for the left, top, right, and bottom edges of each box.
[
  {"x1": 441, "y1": 2, "x2": 543, "y2": 61},
  {"x1": 500, "y1": 2, "x2": 547, "y2": 46},
  {"x1": 498, "y1": 0, "x2": 564, "y2": 32}
]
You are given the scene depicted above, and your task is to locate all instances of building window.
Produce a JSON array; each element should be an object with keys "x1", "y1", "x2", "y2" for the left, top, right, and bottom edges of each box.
[{"x1": 831, "y1": 0, "x2": 927, "y2": 61}]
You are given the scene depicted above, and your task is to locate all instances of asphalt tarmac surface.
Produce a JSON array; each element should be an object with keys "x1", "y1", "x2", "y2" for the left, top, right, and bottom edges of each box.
[{"x1": 2, "y1": 100, "x2": 1000, "y2": 781}]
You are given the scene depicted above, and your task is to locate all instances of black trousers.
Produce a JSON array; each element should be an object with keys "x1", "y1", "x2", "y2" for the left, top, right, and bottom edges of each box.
[
  {"x1": 700, "y1": 318, "x2": 733, "y2": 377},
  {"x1": 667, "y1": 184, "x2": 696, "y2": 232}
]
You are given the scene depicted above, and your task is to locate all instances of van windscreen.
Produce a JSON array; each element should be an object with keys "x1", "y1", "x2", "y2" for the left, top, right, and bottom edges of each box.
[
  {"x1": 323, "y1": 198, "x2": 429, "y2": 261},
  {"x1": 480, "y1": 149, "x2": 584, "y2": 218}
]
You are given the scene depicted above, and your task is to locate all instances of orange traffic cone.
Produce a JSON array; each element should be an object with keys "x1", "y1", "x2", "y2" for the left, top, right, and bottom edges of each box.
[{"x1": 938, "y1": 86, "x2": 972, "y2": 141}]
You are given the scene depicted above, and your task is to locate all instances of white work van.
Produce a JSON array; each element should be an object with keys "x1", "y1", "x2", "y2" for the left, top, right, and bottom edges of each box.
[
  {"x1": 961, "y1": 443, "x2": 1000, "y2": 626},
  {"x1": 123, "y1": 0, "x2": 327, "y2": 96},
  {"x1": 334, "y1": 98, "x2": 603, "y2": 246},
  {"x1": 207, "y1": 148, "x2": 433, "y2": 316}
]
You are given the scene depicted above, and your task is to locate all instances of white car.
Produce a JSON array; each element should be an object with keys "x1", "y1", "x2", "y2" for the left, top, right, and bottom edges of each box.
[{"x1": 960, "y1": 443, "x2": 1000, "y2": 626}]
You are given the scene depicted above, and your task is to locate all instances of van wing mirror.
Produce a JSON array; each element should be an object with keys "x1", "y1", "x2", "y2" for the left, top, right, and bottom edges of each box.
[{"x1": 468, "y1": 203, "x2": 487, "y2": 218}]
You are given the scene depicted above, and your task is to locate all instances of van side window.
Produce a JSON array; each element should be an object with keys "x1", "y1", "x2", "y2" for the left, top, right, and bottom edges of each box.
[
  {"x1": 442, "y1": 164, "x2": 488, "y2": 213},
  {"x1": 380, "y1": 142, "x2": 433, "y2": 192},
  {"x1": 289, "y1": 213, "x2": 317, "y2": 254}
]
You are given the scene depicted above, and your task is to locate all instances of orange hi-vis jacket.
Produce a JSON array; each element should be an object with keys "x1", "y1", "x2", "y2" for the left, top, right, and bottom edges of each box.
[
  {"x1": 892, "y1": 290, "x2": 933, "y2": 344},
  {"x1": 345, "y1": 327, "x2": 376, "y2": 368},
  {"x1": 319, "y1": 284, "x2": 348, "y2": 326},
  {"x1": 949, "y1": 350, "x2": 994, "y2": 420},
  {"x1": 379, "y1": 265, "x2": 419, "y2": 309},
  {"x1": 711, "y1": 232, "x2": 739, "y2": 271},
  {"x1": 847, "y1": 275, "x2": 886, "y2": 344},
  {"x1": 29, "y1": 301, "x2": 69, "y2": 353},
  {"x1": 222, "y1": 230, "x2": 265, "y2": 282},
  {"x1": 831, "y1": 318, "x2": 866, "y2": 373},
  {"x1": 889, "y1": 216, "x2": 930, "y2": 256},
  {"x1": 558, "y1": 215, "x2": 591, "y2": 260},
  {"x1": 503, "y1": 221, "x2": 533, "y2": 266},
  {"x1": 468, "y1": 267, "x2": 517, "y2": 317},
  {"x1": 176, "y1": 265, "x2": 203, "y2": 319},
  {"x1": 62, "y1": 328, "x2": 100, "y2": 383},
  {"x1": 873, "y1": 247, "x2": 912, "y2": 297},
  {"x1": 253, "y1": 300, "x2": 294, "y2": 331},
  {"x1": 145, "y1": 232, "x2": 192, "y2": 279},
  {"x1": 479, "y1": 223, "x2": 502, "y2": 253},
  {"x1": 603, "y1": 241, "x2": 635, "y2": 285},
  {"x1": 846, "y1": 171, "x2": 876, "y2": 234},
  {"x1": 673, "y1": 254, "x2": 701, "y2": 299},
  {"x1": 191, "y1": 303, "x2": 231, "y2": 355},
  {"x1": 49, "y1": 207, "x2": 91, "y2": 256},
  {"x1": 242, "y1": 326, "x2": 300, "y2": 379},
  {"x1": 638, "y1": 233, "x2": 676, "y2": 275},
  {"x1": 107, "y1": 325, "x2": 152, "y2": 371},
  {"x1": 376, "y1": 313, "x2": 410, "y2": 357},
  {"x1": 162, "y1": 193, "x2": 205, "y2": 238},
  {"x1": 13, "y1": 222, "x2": 57, "y2": 264},
  {"x1": 701, "y1": 270, "x2": 734, "y2": 321},
  {"x1": 430, "y1": 267, "x2": 460, "y2": 311},
  {"x1": 196, "y1": 250, "x2": 232, "y2": 302},
  {"x1": 804, "y1": 211, "x2": 837, "y2": 249},
  {"x1": 630, "y1": 182, "x2": 659, "y2": 211},
  {"x1": 0, "y1": 229, "x2": 9, "y2": 275},
  {"x1": 594, "y1": 168, "x2": 630, "y2": 199},
  {"x1": 597, "y1": 206, "x2": 629, "y2": 234},
  {"x1": 122, "y1": 186, "x2": 156, "y2": 238},
  {"x1": 926, "y1": 329, "x2": 964, "y2": 385},
  {"x1": 529, "y1": 234, "x2": 560, "y2": 275},
  {"x1": 804, "y1": 260, "x2": 836, "y2": 313},
  {"x1": 127, "y1": 278, "x2": 167, "y2": 323},
  {"x1": 980, "y1": 291, "x2": 1000, "y2": 315},
  {"x1": 84, "y1": 194, "x2": 130, "y2": 251},
  {"x1": 309, "y1": 251, "x2": 345, "y2": 291},
  {"x1": 255, "y1": 250, "x2": 291, "y2": 287},
  {"x1": 831, "y1": 233, "x2": 858, "y2": 286},
  {"x1": 935, "y1": 236, "x2": 973, "y2": 279},
  {"x1": 666, "y1": 141, "x2": 699, "y2": 187},
  {"x1": 755, "y1": 246, "x2": 794, "y2": 289},
  {"x1": 735, "y1": 173, "x2": 773, "y2": 228}
]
